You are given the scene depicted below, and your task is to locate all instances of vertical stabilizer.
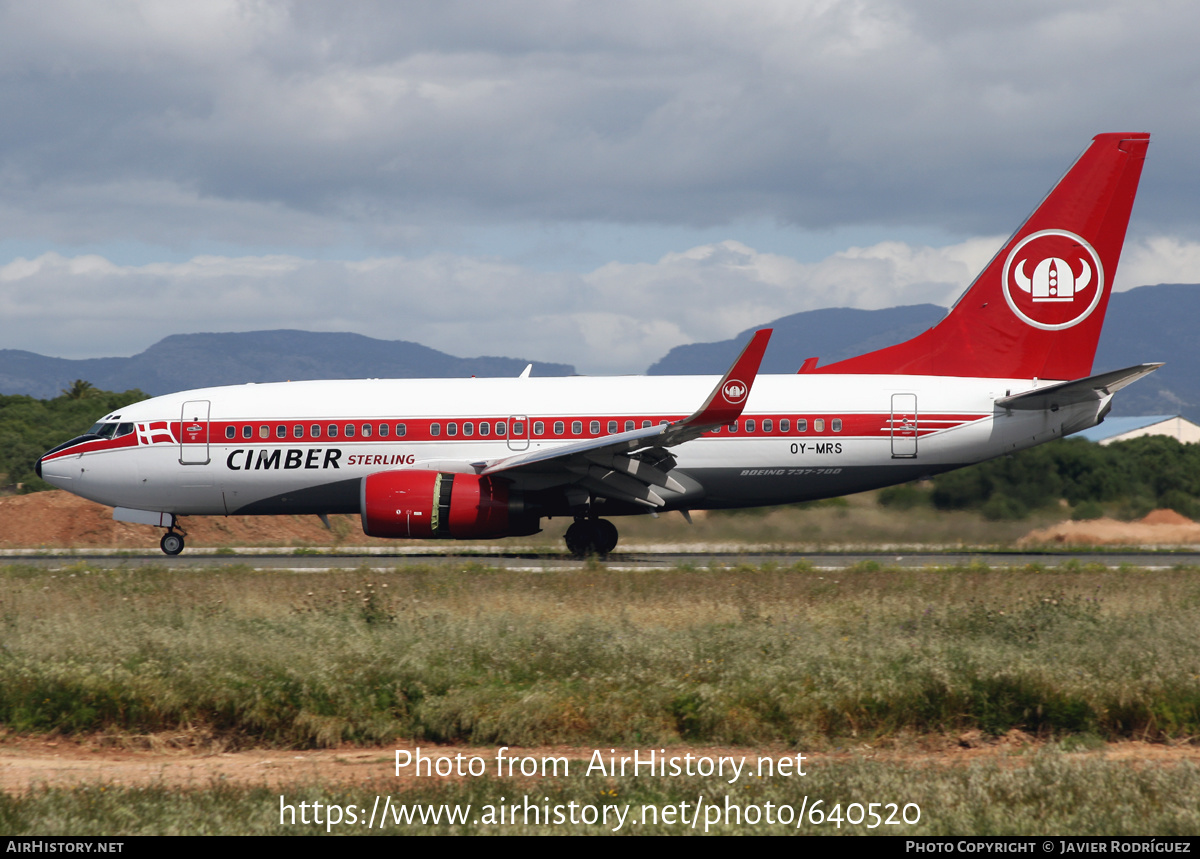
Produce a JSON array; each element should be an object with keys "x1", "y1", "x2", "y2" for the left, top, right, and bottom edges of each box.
[{"x1": 816, "y1": 133, "x2": 1150, "y2": 380}]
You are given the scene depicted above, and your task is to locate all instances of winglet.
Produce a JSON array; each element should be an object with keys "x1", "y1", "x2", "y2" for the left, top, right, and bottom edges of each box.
[{"x1": 680, "y1": 328, "x2": 772, "y2": 428}]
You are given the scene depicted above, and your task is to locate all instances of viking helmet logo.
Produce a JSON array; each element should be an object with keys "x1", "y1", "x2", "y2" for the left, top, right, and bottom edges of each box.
[
  {"x1": 722, "y1": 380, "x2": 747, "y2": 403},
  {"x1": 1001, "y1": 229, "x2": 1104, "y2": 331},
  {"x1": 1013, "y1": 256, "x2": 1092, "y2": 302}
]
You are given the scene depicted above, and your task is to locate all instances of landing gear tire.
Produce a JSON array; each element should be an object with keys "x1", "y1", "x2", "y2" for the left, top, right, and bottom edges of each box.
[
  {"x1": 594, "y1": 519, "x2": 618, "y2": 554},
  {"x1": 160, "y1": 531, "x2": 185, "y2": 556},
  {"x1": 564, "y1": 519, "x2": 618, "y2": 558},
  {"x1": 564, "y1": 520, "x2": 596, "y2": 558}
]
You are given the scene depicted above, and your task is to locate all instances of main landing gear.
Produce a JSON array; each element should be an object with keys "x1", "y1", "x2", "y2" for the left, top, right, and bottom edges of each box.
[
  {"x1": 160, "y1": 528, "x2": 186, "y2": 556},
  {"x1": 564, "y1": 518, "x2": 618, "y2": 559}
]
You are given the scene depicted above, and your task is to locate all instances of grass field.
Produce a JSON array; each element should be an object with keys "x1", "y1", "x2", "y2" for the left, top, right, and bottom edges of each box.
[
  {"x1": 2, "y1": 560, "x2": 1199, "y2": 748},
  {"x1": 4, "y1": 558, "x2": 1200, "y2": 834}
]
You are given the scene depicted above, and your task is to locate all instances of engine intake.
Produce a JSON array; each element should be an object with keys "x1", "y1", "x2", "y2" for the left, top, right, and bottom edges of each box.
[{"x1": 360, "y1": 470, "x2": 533, "y2": 539}]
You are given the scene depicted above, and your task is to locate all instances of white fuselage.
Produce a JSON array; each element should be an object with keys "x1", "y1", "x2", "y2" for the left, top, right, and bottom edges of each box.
[{"x1": 38, "y1": 372, "x2": 1102, "y2": 520}]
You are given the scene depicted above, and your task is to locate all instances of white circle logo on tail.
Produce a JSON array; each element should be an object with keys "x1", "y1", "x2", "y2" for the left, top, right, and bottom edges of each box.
[
  {"x1": 722, "y1": 380, "x2": 748, "y2": 403},
  {"x1": 1002, "y1": 229, "x2": 1105, "y2": 330}
]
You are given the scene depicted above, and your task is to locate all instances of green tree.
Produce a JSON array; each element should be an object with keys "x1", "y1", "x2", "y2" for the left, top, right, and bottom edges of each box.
[{"x1": 60, "y1": 379, "x2": 97, "y2": 400}]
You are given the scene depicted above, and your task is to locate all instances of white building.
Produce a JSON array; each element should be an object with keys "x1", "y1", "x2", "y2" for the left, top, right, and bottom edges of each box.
[{"x1": 1072, "y1": 415, "x2": 1200, "y2": 446}]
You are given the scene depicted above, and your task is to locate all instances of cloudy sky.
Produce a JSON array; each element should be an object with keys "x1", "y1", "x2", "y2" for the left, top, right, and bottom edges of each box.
[{"x1": 1, "y1": 0, "x2": 1198, "y2": 373}]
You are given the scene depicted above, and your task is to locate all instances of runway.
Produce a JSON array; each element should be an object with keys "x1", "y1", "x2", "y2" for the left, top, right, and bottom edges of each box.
[{"x1": 4, "y1": 547, "x2": 1199, "y2": 572}]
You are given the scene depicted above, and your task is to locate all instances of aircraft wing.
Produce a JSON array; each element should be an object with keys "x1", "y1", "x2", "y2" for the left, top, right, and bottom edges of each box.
[
  {"x1": 471, "y1": 329, "x2": 773, "y2": 508},
  {"x1": 996, "y1": 363, "x2": 1163, "y2": 411}
]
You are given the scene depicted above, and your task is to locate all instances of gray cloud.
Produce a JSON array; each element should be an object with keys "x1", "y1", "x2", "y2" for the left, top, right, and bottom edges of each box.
[
  {"x1": 0, "y1": 0, "x2": 1196, "y2": 253},
  {"x1": 0, "y1": 1, "x2": 1194, "y2": 376}
]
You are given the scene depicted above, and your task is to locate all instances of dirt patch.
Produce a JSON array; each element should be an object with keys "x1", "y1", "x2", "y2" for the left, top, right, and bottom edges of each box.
[
  {"x1": 1139, "y1": 509, "x2": 1194, "y2": 526},
  {"x1": 0, "y1": 490, "x2": 393, "y2": 549},
  {"x1": 1019, "y1": 509, "x2": 1200, "y2": 547},
  {"x1": 2, "y1": 736, "x2": 1198, "y2": 793}
]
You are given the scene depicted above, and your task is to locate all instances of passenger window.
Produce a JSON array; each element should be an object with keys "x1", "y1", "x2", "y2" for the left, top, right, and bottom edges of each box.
[
  {"x1": 624, "y1": 420, "x2": 634, "y2": 432},
  {"x1": 243, "y1": 425, "x2": 253, "y2": 439},
  {"x1": 815, "y1": 419, "x2": 825, "y2": 432},
  {"x1": 378, "y1": 423, "x2": 389, "y2": 437},
  {"x1": 763, "y1": 419, "x2": 773, "y2": 432},
  {"x1": 447, "y1": 423, "x2": 457, "y2": 437},
  {"x1": 797, "y1": 418, "x2": 808, "y2": 433},
  {"x1": 464, "y1": 422, "x2": 474, "y2": 436},
  {"x1": 276, "y1": 425, "x2": 286, "y2": 439},
  {"x1": 225, "y1": 426, "x2": 235, "y2": 440},
  {"x1": 608, "y1": 421, "x2": 617, "y2": 434},
  {"x1": 294, "y1": 425, "x2": 303, "y2": 438},
  {"x1": 310, "y1": 425, "x2": 321, "y2": 438},
  {"x1": 479, "y1": 422, "x2": 490, "y2": 436},
  {"x1": 362, "y1": 424, "x2": 372, "y2": 438},
  {"x1": 533, "y1": 421, "x2": 544, "y2": 435},
  {"x1": 553, "y1": 421, "x2": 564, "y2": 435},
  {"x1": 496, "y1": 422, "x2": 507, "y2": 436},
  {"x1": 832, "y1": 418, "x2": 842, "y2": 433},
  {"x1": 260, "y1": 426, "x2": 269, "y2": 439},
  {"x1": 430, "y1": 423, "x2": 440, "y2": 437},
  {"x1": 396, "y1": 423, "x2": 406, "y2": 437},
  {"x1": 711, "y1": 426, "x2": 720, "y2": 434},
  {"x1": 641, "y1": 420, "x2": 650, "y2": 428},
  {"x1": 328, "y1": 424, "x2": 338, "y2": 438},
  {"x1": 345, "y1": 424, "x2": 356, "y2": 438},
  {"x1": 745, "y1": 419, "x2": 756, "y2": 433},
  {"x1": 780, "y1": 419, "x2": 790, "y2": 432},
  {"x1": 590, "y1": 420, "x2": 600, "y2": 434},
  {"x1": 728, "y1": 422, "x2": 738, "y2": 433},
  {"x1": 572, "y1": 420, "x2": 582, "y2": 435}
]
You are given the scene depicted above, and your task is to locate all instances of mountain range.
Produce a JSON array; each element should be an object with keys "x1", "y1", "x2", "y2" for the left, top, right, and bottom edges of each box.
[
  {"x1": 0, "y1": 331, "x2": 575, "y2": 400},
  {"x1": 1, "y1": 282, "x2": 1196, "y2": 421}
]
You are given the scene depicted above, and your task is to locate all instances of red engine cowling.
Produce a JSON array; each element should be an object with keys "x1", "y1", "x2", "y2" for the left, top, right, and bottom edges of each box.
[{"x1": 360, "y1": 470, "x2": 520, "y2": 539}]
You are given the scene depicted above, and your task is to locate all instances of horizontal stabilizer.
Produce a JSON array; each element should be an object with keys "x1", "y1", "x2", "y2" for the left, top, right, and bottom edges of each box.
[{"x1": 996, "y1": 363, "x2": 1162, "y2": 411}]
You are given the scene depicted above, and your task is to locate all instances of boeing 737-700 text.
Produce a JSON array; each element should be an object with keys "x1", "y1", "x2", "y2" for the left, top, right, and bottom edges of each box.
[{"x1": 37, "y1": 133, "x2": 1158, "y2": 556}]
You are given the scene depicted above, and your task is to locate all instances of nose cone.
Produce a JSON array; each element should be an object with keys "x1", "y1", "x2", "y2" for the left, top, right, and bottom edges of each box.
[
  {"x1": 36, "y1": 451, "x2": 74, "y2": 488},
  {"x1": 36, "y1": 435, "x2": 95, "y2": 488}
]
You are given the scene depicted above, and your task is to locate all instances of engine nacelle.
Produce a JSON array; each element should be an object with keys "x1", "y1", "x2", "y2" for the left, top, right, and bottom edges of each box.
[{"x1": 360, "y1": 470, "x2": 533, "y2": 539}]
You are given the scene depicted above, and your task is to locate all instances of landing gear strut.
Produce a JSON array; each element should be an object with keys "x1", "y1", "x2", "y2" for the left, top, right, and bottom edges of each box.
[
  {"x1": 564, "y1": 518, "x2": 618, "y2": 558},
  {"x1": 160, "y1": 529, "x2": 185, "y2": 556}
]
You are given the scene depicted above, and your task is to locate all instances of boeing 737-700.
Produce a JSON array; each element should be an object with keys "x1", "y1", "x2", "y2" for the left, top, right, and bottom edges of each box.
[{"x1": 37, "y1": 133, "x2": 1157, "y2": 556}]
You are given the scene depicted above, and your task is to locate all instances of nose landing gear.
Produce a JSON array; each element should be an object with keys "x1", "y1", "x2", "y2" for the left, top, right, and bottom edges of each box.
[
  {"x1": 160, "y1": 528, "x2": 186, "y2": 556},
  {"x1": 564, "y1": 518, "x2": 618, "y2": 558}
]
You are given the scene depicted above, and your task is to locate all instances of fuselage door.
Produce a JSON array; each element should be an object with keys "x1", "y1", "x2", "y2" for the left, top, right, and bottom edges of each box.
[
  {"x1": 507, "y1": 415, "x2": 529, "y2": 451},
  {"x1": 890, "y1": 393, "x2": 918, "y2": 458},
  {"x1": 179, "y1": 400, "x2": 211, "y2": 465}
]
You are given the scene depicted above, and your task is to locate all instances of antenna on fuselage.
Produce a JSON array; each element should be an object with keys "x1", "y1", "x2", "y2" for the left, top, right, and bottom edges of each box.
[{"x1": 519, "y1": 364, "x2": 533, "y2": 379}]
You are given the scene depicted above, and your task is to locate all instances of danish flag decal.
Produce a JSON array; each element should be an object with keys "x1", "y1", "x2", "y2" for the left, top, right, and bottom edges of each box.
[
  {"x1": 1002, "y1": 229, "x2": 1105, "y2": 331},
  {"x1": 137, "y1": 421, "x2": 177, "y2": 446}
]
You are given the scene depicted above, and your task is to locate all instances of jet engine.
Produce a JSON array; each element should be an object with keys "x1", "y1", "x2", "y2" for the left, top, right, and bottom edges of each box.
[{"x1": 360, "y1": 470, "x2": 535, "y2": 539}]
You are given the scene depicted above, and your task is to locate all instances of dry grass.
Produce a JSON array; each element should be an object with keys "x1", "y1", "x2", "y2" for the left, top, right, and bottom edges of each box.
[{"x1": 2, "y1": 561, "x2": 1199, "y2": 749}]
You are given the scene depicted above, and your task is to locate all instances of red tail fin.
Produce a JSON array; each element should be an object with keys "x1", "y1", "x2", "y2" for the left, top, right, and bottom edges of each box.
[{"x1": 816, "y1": 133, "x2": 1150, "y2": 380}]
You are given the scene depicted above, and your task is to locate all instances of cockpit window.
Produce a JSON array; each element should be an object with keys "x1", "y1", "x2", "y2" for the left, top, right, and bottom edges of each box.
[{"x1": 85, "y1": 421, "x2": 134, "y2": 439}]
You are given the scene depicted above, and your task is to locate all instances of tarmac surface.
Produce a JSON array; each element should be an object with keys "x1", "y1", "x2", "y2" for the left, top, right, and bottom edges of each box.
[{"x1": 4, "y1": 547, "x2": 1199, "y2": 571}]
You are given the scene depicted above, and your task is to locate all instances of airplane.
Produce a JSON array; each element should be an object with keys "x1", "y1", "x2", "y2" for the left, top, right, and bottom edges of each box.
[{"x1": 36, "y1": 132, "x2": 1157, "y2": 557}]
